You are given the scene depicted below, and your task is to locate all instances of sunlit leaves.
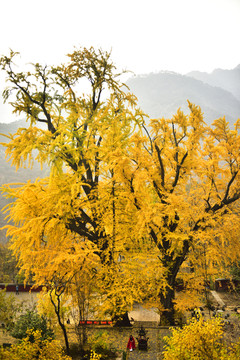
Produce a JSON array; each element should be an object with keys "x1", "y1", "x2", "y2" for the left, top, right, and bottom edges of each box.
[
  {"x1": 114, "y1": 101, "x2": 240, "y2": 319},
  {"x1": 163, "y1": 316, "x2": 227, "y2": 360},
  {"x1": 0, "y1": 329, "x2": 71, "y2": 360}
]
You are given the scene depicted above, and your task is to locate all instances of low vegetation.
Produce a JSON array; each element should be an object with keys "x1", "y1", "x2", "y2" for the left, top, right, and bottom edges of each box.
[{"x1": 0, "y1": 330, "x2": 71, "y2": 360}]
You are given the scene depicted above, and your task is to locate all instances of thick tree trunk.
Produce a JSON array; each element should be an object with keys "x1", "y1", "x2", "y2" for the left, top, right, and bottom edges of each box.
[
  {"x1": 159, "y1": 286, "x2": 175, "y2": 325},
  {"x1": 158, "y1": 239, "x2": 190, "y2": 325}
]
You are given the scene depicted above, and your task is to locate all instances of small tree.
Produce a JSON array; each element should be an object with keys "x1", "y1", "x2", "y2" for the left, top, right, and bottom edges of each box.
[
  {"x1": 0, "y1": 288, "x2": 22, "y2": 331},
  {"x1": 68, "y1": 271, "x2": 96, "y2": 351},
  {"x1": 0, "y1": 244, "x2": 19, "y2": 282}
]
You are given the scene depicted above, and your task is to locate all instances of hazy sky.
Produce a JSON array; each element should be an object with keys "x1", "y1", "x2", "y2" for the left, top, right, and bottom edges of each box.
[{"x1": 0, "y1": 0, "x2": 239, "y2": 122}]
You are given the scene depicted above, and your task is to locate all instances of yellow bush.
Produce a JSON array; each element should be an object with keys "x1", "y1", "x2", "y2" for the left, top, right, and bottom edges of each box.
[
  {"x1": 0, "y1": 329, "x2": 71, "y2": 360},
  {"x1": 163, "y1": 315, "x2": 240, "y2": 360}
]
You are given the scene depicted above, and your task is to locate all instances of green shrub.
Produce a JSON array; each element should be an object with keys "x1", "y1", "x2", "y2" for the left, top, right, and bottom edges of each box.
[
  {"x1": 10, "y1": 309, "x2": 54, "y2": 342},
  {"x1": 88, "y1": 331, "x2": 114, "y2": 359}
]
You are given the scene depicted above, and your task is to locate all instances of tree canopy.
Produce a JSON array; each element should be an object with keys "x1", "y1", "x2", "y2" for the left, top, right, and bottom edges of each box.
[{"x1": 1, "y1": 47, "x2": 240, "y2": 329}]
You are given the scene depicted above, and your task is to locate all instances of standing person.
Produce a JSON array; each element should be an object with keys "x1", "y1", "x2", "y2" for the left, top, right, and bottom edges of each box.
[
  {"x1": 16, "y1": 284, "x2": 19, "y2": 295},
  {"x1": 127, "y1": 335, "x2": 136, "y2": 352}
]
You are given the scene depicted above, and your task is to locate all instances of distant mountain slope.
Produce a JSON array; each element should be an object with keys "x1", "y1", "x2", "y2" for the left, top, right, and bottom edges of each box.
[
  {"x1": 126, "y1": 71, "x2": 240, "y2": 127},
  {"x1": 187, "y1": 65, "x2": 240, "y2": 102}
]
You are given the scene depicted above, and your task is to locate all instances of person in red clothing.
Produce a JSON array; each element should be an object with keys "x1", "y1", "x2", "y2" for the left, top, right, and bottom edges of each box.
[{"x1": 127, "y1": 335, "x2": 136, "y2": 351}]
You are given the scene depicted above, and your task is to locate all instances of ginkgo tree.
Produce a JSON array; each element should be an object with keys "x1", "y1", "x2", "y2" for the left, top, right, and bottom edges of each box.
[
  {"x1": 2, "y1": 46, "x2": 240, "y2": 331},
  {"x1": 113, "y1": 102, "x2": 240, "y2": 324},
  {"x1": 0, "y1": 47, "x2": 144, "y2": 345}
]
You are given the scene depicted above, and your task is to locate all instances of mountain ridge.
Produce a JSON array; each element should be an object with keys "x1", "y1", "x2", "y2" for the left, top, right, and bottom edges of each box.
[
  {"x1": 126, "y1": 69, "x2": 240, "y2": 126},
  {"x1": 186, "y1": 65, "x2": 240, "y2": 102}
]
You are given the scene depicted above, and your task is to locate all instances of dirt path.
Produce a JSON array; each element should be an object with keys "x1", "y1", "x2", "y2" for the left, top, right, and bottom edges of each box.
[{"x1": 210, "y1": 290, "x2": 225, "y2": 307}]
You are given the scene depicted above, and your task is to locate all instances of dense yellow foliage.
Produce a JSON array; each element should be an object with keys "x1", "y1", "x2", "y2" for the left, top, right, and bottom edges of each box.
[
  {"x1": 112, "y1": 102, "x2": 240, "y2": 322},
  {"x1": 0, "y1": 330, "x2": 71, "y2": 360},
  {"x1": 163, "y1": 316, "x2": 240, "y2": 360},
  {"x1": 1, "y1": 48, "x2": 240, "y2": 328}
]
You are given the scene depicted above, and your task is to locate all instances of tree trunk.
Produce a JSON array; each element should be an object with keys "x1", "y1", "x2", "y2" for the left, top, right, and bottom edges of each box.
[
  {"x1": 58, "y1": 319, "x2": 70, "y2": 354},
  {"x1": 113, "y1": 312, "x2": 132, "y2": 327},
  {"x1": 158, "y1": 239, "x2": 190, "y2": 325},
  {"x1": 50, "y1": 290, "x2": 70, "y2": 354},
  {"x1": 159, "y1": 286, "x2": 175, "y2": 325}
]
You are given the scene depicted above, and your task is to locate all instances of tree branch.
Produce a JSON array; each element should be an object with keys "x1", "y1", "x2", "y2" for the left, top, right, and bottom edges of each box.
[
  {"x1": 154, "y1": 143, "x2": 165, "y2": 188},
  {"x1": 171, "y1": 151, "x2": 188, "y2": 192}
]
